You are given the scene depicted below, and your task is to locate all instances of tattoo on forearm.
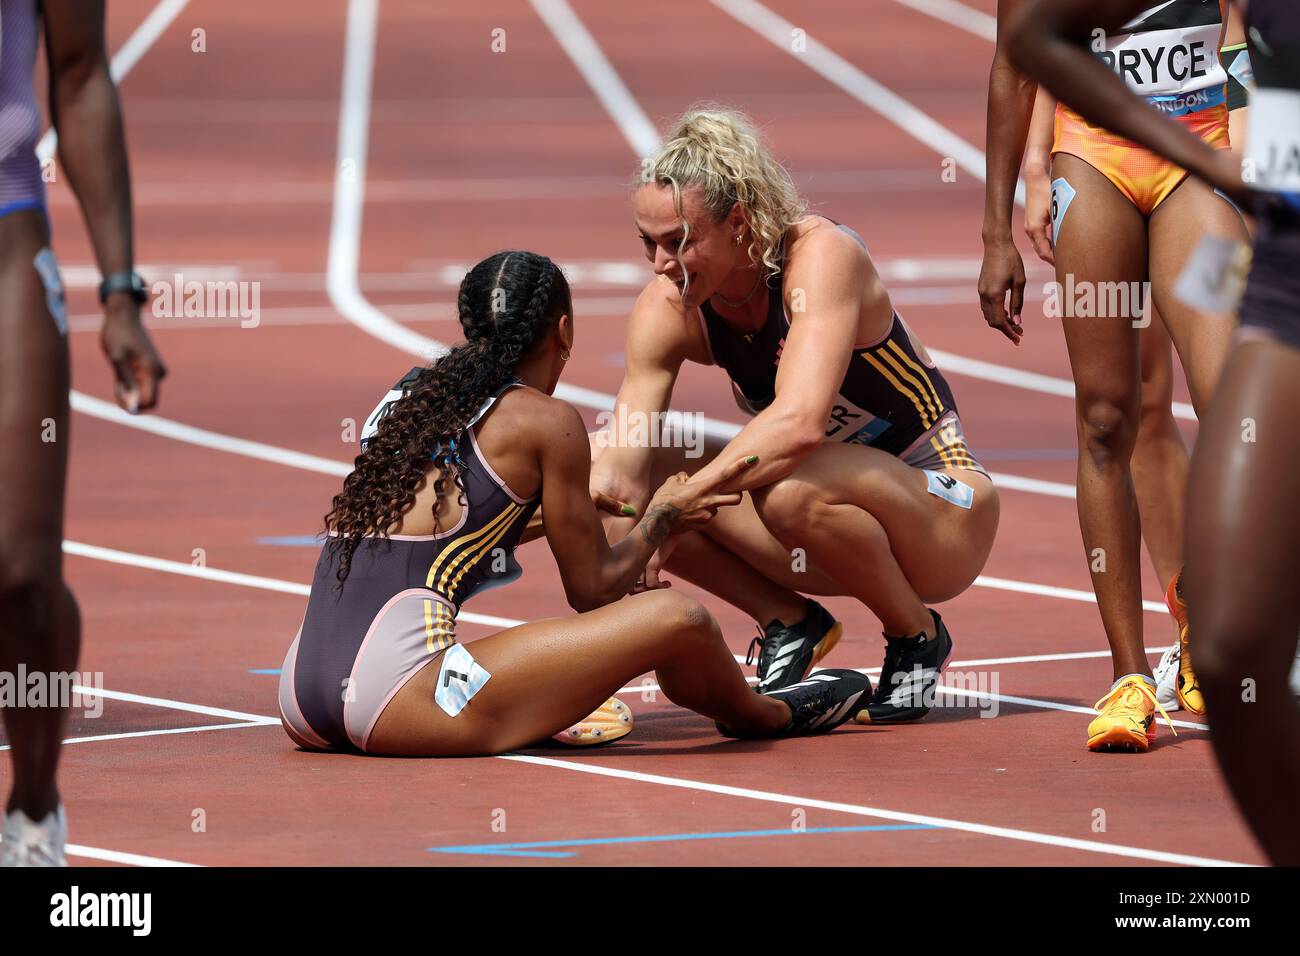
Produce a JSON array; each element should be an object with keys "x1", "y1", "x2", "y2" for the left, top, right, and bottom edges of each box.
[{"x1": 640, "y1": 503, "x2": 681, "y2": 547}]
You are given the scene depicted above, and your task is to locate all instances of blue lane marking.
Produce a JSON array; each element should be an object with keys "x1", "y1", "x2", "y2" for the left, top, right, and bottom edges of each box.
[
  {"x1": 257, "y1": 535, "x2": 323, "y2": 547},
  {"x1": 248, "y1": 668, "x2": 282, "y2": 675},
  {"x1": 430, "y1": 824, "x2": 937, "y2": 858}
]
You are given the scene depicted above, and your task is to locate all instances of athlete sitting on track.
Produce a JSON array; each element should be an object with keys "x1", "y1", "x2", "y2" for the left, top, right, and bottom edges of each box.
[
  {"x1": 584, "y1": 107, "x2": 1000, "y2": 723},
  {"x1": 277, "y1": 251, "x2": 872, "y2": 756}
]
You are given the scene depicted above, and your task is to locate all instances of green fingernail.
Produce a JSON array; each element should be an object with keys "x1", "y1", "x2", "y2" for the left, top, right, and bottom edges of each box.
[
  {"x1": 745, "y1": 455, "x2": 759, "y2": 464},
  {"x1": 621, "y1": 504, "x2": 636, "y2": 516}
]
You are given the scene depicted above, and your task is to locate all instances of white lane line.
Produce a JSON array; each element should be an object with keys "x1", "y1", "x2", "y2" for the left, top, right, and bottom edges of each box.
[
  {"x1": 56, "y1": 843, "x2": 199, "y2": 867},
  {"x1": 892, "y1": 0, "x2": 997, "y2": 42},
  {"x1": 529, "y1": 0, "x2": 661, "y2": 157},
  {"x1": 72, "y1": 686, "x2": 281, "y2": 725},
  {"x1": 61, "y1": 844, "x2": 200, "y2": 866},
  {"x1": 708, "y1": 0, "x2": 1008, "y2": 196},
  {"x1": 708, "y1": 0, "x2": 1199, "y2": 422},
  {"x1": 61, "y1": 539, "x2": 513, "y2": 631},
  {"x1": 70, "y1": 392, "x2": 351, "y2": 477},
  {"x1": 977, "y1": 572, "x2": 1168, "y2": 614},
  {"x1": 500, "y1": 754, "x2": 1248, "y2": 866},
  {"x1": 0, "y1": 721, "x2": 274, "y2": 752}
]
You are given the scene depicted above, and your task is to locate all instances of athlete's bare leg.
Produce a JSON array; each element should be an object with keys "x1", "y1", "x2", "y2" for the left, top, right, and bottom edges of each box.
[
  {"x1": 0, "y1": 210, "x2": 81, "y2": 820},
  {"x1": 1051, "y1": 153, "x2": 1149, "y2": 679},
  {"x1": 1133, "y1": 318, "x2": 1189, "y2": 589},
  {"x1": 366, "y1": 589, "x2": 789, "y2": 755},
  {"x1": 1148, "y1": 177, "x2": 1245, "y2": 415}
]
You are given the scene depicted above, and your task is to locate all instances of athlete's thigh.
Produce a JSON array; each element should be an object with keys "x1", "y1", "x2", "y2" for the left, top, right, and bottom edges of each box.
[
  {"x1": 695, "y1": 489, "x2": 845, "y2": 595},
  {"x1": 368, "y1": 589, "x2": 705, "y2": 755},
  {"x1": 1147, "y1": 178, "x2": 1246, "y2": 411},
  {"x1": 1050, "y1": 154, "x2": 1149, "y2": 409},
  {"x1": 769, "y1": 443, "x2": 997, "y2": 598},
  {"x1": 0, "y1": 210, "x2": 69, "y2": 560}
]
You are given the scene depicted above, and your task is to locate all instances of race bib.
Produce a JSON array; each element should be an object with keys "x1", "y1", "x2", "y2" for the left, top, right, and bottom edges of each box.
[
  {"x1": 1245, "y1": 88, "x2": 1300, "y2": 195},
  {"x1": 434, "y1": 643, "x2": 492, "y2": 718},
  {"x1": 1174, "y1": 233, "x2": 1253, "y2": 315},
  {"x1": 32, "y1": 248, "x2": 68, "y2": 336},
  {"x1": 1097, "y1": 20, "x2": 1225, "y2": 97},
  {"x1": 1050, "y1": 178, "x2": 1077, "y2": 246},
  {"x1": 924, "y1": 470, "x2": 974, "y2": 510}
]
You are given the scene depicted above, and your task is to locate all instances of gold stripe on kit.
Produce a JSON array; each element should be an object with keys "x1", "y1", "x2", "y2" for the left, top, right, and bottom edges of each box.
[
  {"x1": 424, "y1": 598, "x2": 455, "y2": 654},
  {"x1": 862, "y1": 351, "x2": 931, "y2": 428},
  {"x1": 447, "y1": 504, "x2": 522, "y2": 600},
  {"x1": 424, "y1": 502, "x2": 521, "y2": 589},
  {"x1": 877, "y1": 348, "x2": 940, "y2": 423},
  {"x1": 437, "y1": 502, "x2": 522, "y2": 594},
  {"x1": 930, "y1": 435, "x2": 955, "y2": 469},
  {"x1": 885, "y1": 340, "x2": 945, "y2": 416}
]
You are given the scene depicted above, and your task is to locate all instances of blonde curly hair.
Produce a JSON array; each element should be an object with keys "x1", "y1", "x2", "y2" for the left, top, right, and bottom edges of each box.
[{"x1": 639, "y1": 105, "x2": 808, "y2": 280}]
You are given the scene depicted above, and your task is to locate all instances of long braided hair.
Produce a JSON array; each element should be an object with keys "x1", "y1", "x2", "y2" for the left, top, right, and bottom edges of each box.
[{"x1": 324, "y1": 251, "x2": 571, "y2": 585}]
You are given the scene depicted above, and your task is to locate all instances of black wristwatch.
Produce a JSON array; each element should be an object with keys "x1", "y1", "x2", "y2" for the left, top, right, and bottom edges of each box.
[{"x1": 98, "y1": 271, "x2": 149, "y2": 305}]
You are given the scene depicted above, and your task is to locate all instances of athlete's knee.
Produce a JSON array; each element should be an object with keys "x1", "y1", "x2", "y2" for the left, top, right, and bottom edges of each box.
[
  {"x1": 1077, "y1": 397, "x2": 1138, "y2": 465},
  {"x1": 0, "y1": 559, "x2": 63, "y2": 638},
  {"x1": 645, "y1": 590, "x2": 718, "y2": 644},
  {"x1": 751, "y1": 476, "x2": 828, "y2": 539}
]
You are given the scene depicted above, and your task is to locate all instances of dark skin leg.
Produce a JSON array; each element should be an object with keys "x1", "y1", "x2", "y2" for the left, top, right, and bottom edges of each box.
[
  {"x1": 1132, "y1": 319, "x2": 1188, "y2": 591},
  {"x1": 1185, "y1": 340, "x2": 1300, "y2": 865},
  {"x1": 0, "y1": 210, "x2": 82, "y2": 820},
  {"x1": 365, "y1": 589, "x2": 790, "y2": 755},
  {"x1": 1051, "y1": 153, "x2": 1149, "y2": 679}
]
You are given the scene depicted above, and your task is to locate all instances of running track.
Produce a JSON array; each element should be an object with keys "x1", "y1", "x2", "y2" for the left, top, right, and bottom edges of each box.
[{"x1": 0, "y1": 0, "x2": 1257, "y2": 866}]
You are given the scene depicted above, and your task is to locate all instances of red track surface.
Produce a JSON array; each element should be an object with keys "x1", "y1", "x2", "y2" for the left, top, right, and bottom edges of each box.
[{"x1": 0, "y1": 0, "x2": 1260, "y2": 866}]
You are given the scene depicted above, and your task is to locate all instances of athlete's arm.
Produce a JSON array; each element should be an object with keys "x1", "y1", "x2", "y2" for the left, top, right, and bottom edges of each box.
[
  {"x1": 1008, "y1": 0, "x2": 1245, "y2": 199},
  {"x1": 535, "y1": 397, "x2": 749, "y2": 611},
  {"x1": 687, "y1": 226, "x2": 867, "y2": 495},
  {"x1": 1024, "y1": 87, "x2": 1058, "y2": 264},
  {"x1": 588, "y1": 279, "x2": 693, "y2": 515},
  {"x1": 42, "y1": 0, "x2": 166, "y2": 412},
  {"x1": 979, "y1": 0, "x2": 1038, "y2": 346}
]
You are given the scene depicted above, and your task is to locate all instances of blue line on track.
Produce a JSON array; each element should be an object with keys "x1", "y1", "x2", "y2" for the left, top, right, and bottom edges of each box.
[{"x1": 430, "y1": 824, "x2": 937, "y2": 858}]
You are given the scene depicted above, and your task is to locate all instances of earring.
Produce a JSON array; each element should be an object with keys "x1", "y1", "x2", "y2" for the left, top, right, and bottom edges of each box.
[
  {"x1": 734, "y1": 233, "x2": 743, "y2": 244},
  {"x1": 559, "y1": 349, "x2": 571, "y2": 362}
]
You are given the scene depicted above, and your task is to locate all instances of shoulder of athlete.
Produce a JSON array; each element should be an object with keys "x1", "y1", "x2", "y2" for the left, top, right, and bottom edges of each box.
[
  {"x1": 627, "y1": 274, "x2": 710, "y2": 367},
  {"x1": 490, "y1": 385, "x2": 589, "y2": 464},
  {"x1": 784, "y1": 217, "x2": 889, "y2": 323}
]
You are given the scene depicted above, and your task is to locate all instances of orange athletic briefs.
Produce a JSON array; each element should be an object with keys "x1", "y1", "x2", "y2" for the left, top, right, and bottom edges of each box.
[{"x1": 1052, "y1": 99, "x2": 1231, "y2": 216}]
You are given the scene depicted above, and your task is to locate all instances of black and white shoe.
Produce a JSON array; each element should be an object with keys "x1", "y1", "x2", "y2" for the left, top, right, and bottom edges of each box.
[
  {"x1": 859, "y1": 609, "x2": 952, "y2": 724},
  {"x1": 746, "y1": 599, "x2": 844, "y2": 692},
  {"x1": 718, "y1": 669, "x2": 872, "y2": 738}
]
